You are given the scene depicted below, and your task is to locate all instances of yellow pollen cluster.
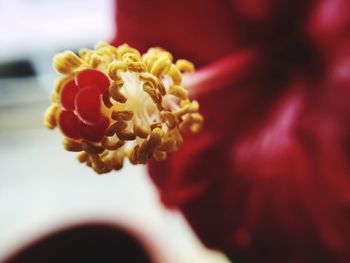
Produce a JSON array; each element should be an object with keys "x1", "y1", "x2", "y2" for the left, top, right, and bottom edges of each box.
[{"x1": 45, "y1": 42, "x2": 203, "y2": 174}]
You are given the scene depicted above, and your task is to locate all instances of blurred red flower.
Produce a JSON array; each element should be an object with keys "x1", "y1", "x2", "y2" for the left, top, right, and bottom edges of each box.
[{"x1": 113, "y1": 0, "x2": 350, "y2": 262}]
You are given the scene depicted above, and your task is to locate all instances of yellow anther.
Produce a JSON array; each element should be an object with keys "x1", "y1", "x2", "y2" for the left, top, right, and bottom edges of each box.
[
  {"x1": 53, "y1": 51, "x2": 84, "y2": 74},
  {"x1": 95, "y1": 42, "x2": 119, "y2": 61},
  {"x1": 179, "y1": 116, "x2": 192, "y2": 132},
  {"x1": 142, "y1": 48, "x2": 173, "y2": 72},
  {"x1": 127, "y1": 61, "x2": 146, "y2": 72},
  {"x1": 159, "y1": 50, "x2": 173, "y2": 61},
  {"x1": 180, "y1": 99, "x2": 190, "y2": 107},
  {"x1": 168, "y1": 64, "x2": 182, "y2": 85},
  {"x1": 54, "y1": 76, "x2": 71, "y2": 94},
  {"x1": 82, "y1": 142, "x2": 104, "y2": 154},
  {"x1": 158, "y1": 139, "x2": 177, "y2": 152},
  {"x1": 100, "y1": 150, "x2": 109, "y2": 158},
  {"x1": 166, "y1": 129, "x2": 183, "y2": 147},
  {"x1": 110, "y1": 154, "x2": 124, "y2": 170},
  {"x1": 105, "y1": 120, "x2": 128, "y2": 137},
  {"x1": 89, "y1": 154, "x2": 106, "y2": 174},
  {"x1": 161, "y1": 111, "x2": 179, "y2": 129},
  {"x1": 190, "y1": 123, "x2": 202, "y2": 133},
  {"x1": 95, "y1": 42, "x2": 110, "y2": 50},
  {"x1": 139, "y1": 73, "x2": 166, "y2": 96},
  {"x1": 188, "y1": 100, "x2": 200, "y2": 112},
  {"x1": 150, "y1": 121, "x2": 162, "y2": 130},
  {"x1": 111, "y1": 110, "x2": 134, "y2": 121},
  {"x1": 151, "y1": 56, "x2": 172, "y2": 77},
  {"x1": 114, "y1": 120, "x2": 128, "y2": 132},
  {"x1": 90, "y1": 53, "x2": 103, "y2": 68},
  {"x1": 176, "y1": 59, "x2": 195, "y2": 73},
  {"x1": 154, "y1": 47, "x2": 172, "y2": 58},
  {"x1": 191, "y1": 112, "x2": 204, "y2": 122},
  {"x1": 96, "y1": 49, "x2": 115, "y2": 63},
  {"x1": 79, "y1": 48, "x2": 106, "y2": 68},
  {"x1": 63, "y1": 138, "x2": 83, "y2": 152},
  {"x1": 102, "y1": 91, "x2": 113, "y2": 108},
  {"x1": 189, "y1": 113, "x2": 204, "y2": 133},
  {"x1": 142, "y1": 54, "x2": 158, "y2": 71},
  {"x1": 105, "y1": 122, "x2": 119, "y2": 137},
  {"x1": 179, "y1": 113, "x2": 203, "y2": 133},
  {"x1": 50, "y1": 90, "x2": 59, "y2": 103},
  {"x1": 168, "y1": 85, "x2": 188, "y2": 100},
  {"x1": 136, "y1": 141, "x2": 153, "y2": 164},
  {"x1": 143, "y1": 83, "x2": 163, "y2": 108},
  {"x1": 173, "y1": 106, "x2": 189, "y2": 118},
  {"x1": 153, "y1": 150, "x2": 167, "y2": 161},
  {"x1": 79, "y1": 49, "x2": 93, "y2": 62},
  {"x1": 116, "y1": 130, "x2": 136, "y2": 141},
  {"x1": 174, "y1": 100, "x2": 200, "y2": 117},
  {"x1": 118, "y1": 44, "x2": 141, "y2": 60},
  {"x1": 109, "y1": 80, "x2": 127, "y2": 103},
  {"x1": 101, "y1": 161, "x2": 113, "y2": 174},
  {"x1": 101, "y1": 137, "x2": 125, "y2": 151},
  {"x1": 157, "y1": 80, "x2": 167, "y2": 96},
  {"x1": 123, "y1": 53, "x2": 141, "y2": 63},
  {"x1": 139, "y1": 72, "x2": 158, "y2": 86},
  {"x1": 145, "y1": 48, "x2": 173, "y2": 61},
  {"x1": 108, "y1": 61, "x2": 127, "y2": 80},
  {"x1": 44, "y1": 104, "x2": 58, "y2": 129},
  {"x1": 77, "y1": 152, "x2": 89, "y2": 163},
  {"x1": 133, "y1": 124, "x2": 150, "y2": 139},
  {"x1": 128, "y1": 145, "x2": 140, "y2": 165},
  {"x1": 136, "y1": 128, "x2": 163, "y2": 163},
  {"x1": 150, "y1": 127, "x2": 164, "y2": 141}
]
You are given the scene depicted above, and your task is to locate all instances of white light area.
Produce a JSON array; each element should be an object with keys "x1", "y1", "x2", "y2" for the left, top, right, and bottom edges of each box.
[
  {"x1": 0, "y1": 128, "x2": 229, "y2": 263},
  {"x1": 0, "y1": 0, "x2": 115, "y2": 62}
]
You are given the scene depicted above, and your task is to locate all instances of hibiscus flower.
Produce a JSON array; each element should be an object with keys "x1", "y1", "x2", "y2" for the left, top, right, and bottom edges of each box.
[{"x1": 113, "y1": 0, "x2": 350, "y2": 262}]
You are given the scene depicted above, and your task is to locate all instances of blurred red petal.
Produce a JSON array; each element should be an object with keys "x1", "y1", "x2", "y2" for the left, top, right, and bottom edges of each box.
[
  {"x1": 307, "y1": 0, "x2": 350, "y2": 42},
  {"x1": 322, "y1": 39, "x2": 350, "y2": 118},
  {"x1": 232, "y1": 0, "x2": 274, "y2": 22},
  {"x1": 114, "y1": 0, "x2": 350, "y2": 262},
  {"x1": 112, "y1": 0, "x2": 243, "y2": 67},
  {"x1": 149, "y1": 74, "x2": 350, "y2": 262}
]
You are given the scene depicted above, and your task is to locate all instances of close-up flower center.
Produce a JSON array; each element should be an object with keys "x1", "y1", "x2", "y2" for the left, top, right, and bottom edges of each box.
[{"x1": 44, "y1": 43, "x2": 203, "y2": 174}]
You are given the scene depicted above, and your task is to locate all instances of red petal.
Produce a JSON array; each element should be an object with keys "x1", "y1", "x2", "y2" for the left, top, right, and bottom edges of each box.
[
  {"x1": 58, "y1": 110, "x2": 81, "y2": 139},
  {"x1": 307, "y1": 0, "x2": 350, "y2": 42},
  {"x1": 75, "y1": 88, "x2": 102, "y2": 124},
  {"x1": 75, "y1": 69, "x2": 110, "y2": 93},
  {"x1": 80, "y1": 117, "x2": 110, "y2": 142},
  {"x1": 111, "y1": 0, "x2": 244, "y2": 67},
  {"x1": 60, "y1": 80, "x2": 79, "y2": 110}
]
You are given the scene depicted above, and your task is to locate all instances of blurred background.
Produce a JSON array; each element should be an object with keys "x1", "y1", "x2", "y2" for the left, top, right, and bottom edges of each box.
[{"x1": 0, "y1": 0, "x2": 229, "y2": 262}]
